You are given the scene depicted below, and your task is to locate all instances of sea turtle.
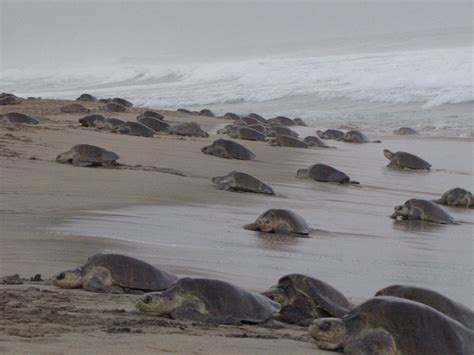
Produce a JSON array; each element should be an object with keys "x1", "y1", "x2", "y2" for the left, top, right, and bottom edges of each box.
[
  {"x1": 297, "y1": 164, "x2": 359, "y2": 184},
  {"x1": 383, "y1": 149, "x2": 431, "y2": 170},
  {"x1": 316, "y1": 129, "x2": 344, "y2": 140},
  {"x1": 78, "y1": 114, "x2": 105, "y2": 127},
  {"x1": 0, "y1": 93, "x2": 21, "y2": 105},
  {"x1": 269, "y1": 116, "x2": 296, "y2": 126},
  {"x1": 294, "y1": 118, "x2": 307, "y2": 126},
  {"x1": 247, "y1": 124, "x2": 266, "y2": 133},
  {"x1": 240, "y1": 116, "x2": 261, "y2": 126},
  {"x1": 0, "y1": 112, "x2": 39, "y2": 125},
  {"x1": 340, "y1": 130, "x2": 380, "y2": 143},
  {"x1": 269, "y1": 135, "x2": 308, "y2": 148},
  {"x1": 94, "y1": 118, "x2": 125, "y2": 131},
  {"x1": 262, "y1": 274, "x2": 352, "y2": 326},
  {"x1": 141, "y1": 110, "x2": 164, "y2": 120},
  {"x1": 433, "y1": 188, "x2": 473, "y2": 208},
  {"x1": 137, "y1": 278, "x2": 280, "y2": 324},
  {"x1": 212, "y1": 171, "x2": 274, "y2": 195},
  {"x1": 177, "y1": 108, "x2": 194, "y2": 114},
  {"x1": 111, "y1": 97, "x2": 133, "y2": 107},
  {"x1": 375, "y1": 285, "x2": 474, "y2": 329},
  {"x1": 233, "y1": 127, "x2": 266, "y2": 141},
  {"x1": 391, "y1": 199, "x2": 455, "y2": 224},
  {"x1": 267, "y1": 125, "x2": 299, "y2": 138},
  {"x1": 115, "y1": 121, "x2": 155, "y2": 137},
  {"x1": 53, "y1": 253, "x2": 177, "y2": 293},
  {"x1": 309, "y1": 296, "x2": 474, "y2": 354},
  {"x1": 248, "y1": 113, "x2": 267, "y2": 124},
  {"x1": 244, "y1": 209, "x2": 310, "y2": 236},
  {"x1": 60, "y1": 103, "x2": 89, "y2": 114},
  {"x1": 76, "y1": 93, "x2": 97, "y2": 102},
  {"x1": 168, "y1": 122, "x2": 209, "y2": 137},
  {"x1": 393, "y1": 127, "x2": 418, "y2": 135},
  {"x1": 223, "y1": 112, "x2": 241, "y2": 120},
  {"x1": 303, "y1": 136, "x2": 331, "y2": 148},
  {"x1": 201, "y1": 139, "x2": 256, "y2": 160},
  {"x1": 137, "y1": 116, "x2": 170, "y2": 132},
  {"x1": 217, "y1": 124, "x2": 240, "y2": 135},
  {"x1": 199, "y1": 109, "x2": 215, "y2": 117},
  {"x1": 56, "y1": 144, "x2": 120, "y2": 167},
  {"x1": 106, "y1": 102, "x2": 127, "y2": 112}
]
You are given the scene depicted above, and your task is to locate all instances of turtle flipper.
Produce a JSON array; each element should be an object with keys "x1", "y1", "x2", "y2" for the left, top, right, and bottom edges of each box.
[
  {"x1": 82, "y1": 267, "x2": 123, "y2": 293},
  {"x1": 344, "y1": 330, "x2": 397, "y2": 355}
]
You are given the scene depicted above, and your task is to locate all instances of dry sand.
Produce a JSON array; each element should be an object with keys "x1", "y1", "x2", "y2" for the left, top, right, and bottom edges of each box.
[{"x1": 0, "y1": 98, "x2": 472, "y2": 354}]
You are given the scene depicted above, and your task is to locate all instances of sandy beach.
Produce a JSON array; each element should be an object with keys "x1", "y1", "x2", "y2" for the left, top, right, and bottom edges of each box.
[{"x1": 1, "y1": 98, "x2": 473, "y2": 354}]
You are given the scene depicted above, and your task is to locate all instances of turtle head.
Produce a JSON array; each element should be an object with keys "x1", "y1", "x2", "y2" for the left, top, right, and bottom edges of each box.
[
  {"x1": 391, "y1": 204, "x2": 410, "y2": 220},
  {"x1": 137, "y1": 283, "x2": 200, "y2": 316},
  {"x1": 53, "y1": 267, "x2": 85, "y2": 288},
  {"x1": 316, "y1": 130, "x2": 325, "y2": 138},
  {"x1": 201, "y1": 145, "x2": 212, "y2": 154},
  {"x1": 261, "y1": 275, "x2": 295, "y2": 305},
  {"x1": 296, "y1": 168, "x2": 308, "y2": 178},
  {"x1": 309, "y1": 317, "x2": 350, "y2": 350},
  {"x1": 383, "y1": 149, "x2": 395, "y2": 161},
  {"x1": 56, "y1": 149, "x2": 74, "y2": 163}
]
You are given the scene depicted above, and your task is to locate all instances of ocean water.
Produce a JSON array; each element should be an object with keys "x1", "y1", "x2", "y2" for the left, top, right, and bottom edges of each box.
[{"x1": 1, "y1": 0, "x2": 473, "y2": 134}]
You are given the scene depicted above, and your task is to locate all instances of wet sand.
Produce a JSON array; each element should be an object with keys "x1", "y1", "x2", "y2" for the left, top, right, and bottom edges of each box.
[{"x1": 0, "y1": 98, "x2": 473, "y2": 353}]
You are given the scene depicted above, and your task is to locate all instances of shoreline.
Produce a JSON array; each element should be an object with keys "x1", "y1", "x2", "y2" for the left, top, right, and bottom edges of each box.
[{"x1": 1, "y1": 98, "x2": 472, "y2": 353}]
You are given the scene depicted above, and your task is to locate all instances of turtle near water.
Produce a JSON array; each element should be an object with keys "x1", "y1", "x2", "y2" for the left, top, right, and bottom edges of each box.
[
  {"x1": 78, "y1": 114, "x2": 105, "y2": 127},
  {"x1": 262, "y1": 274, "x2": 352, "y2": 326},
  {"x1": 168, "y1": 122, "x2": 209, "y2": 137},
  {"x1": 393, "y1": 127, "x2": 418, "y2": 135},
  {"x1": 231, "y1": 127, "x2": 266, "y2": 141},
  {"x1": 60, "y1": 103, "x2": 89, "y2": 114},
  {"x1": 94, "y1": 118, "x2": 125, "y2": 131},
  {"x1": 340, "y1": 130, "x2": 381, "y2": 143},
  {"x1": 114, "y1": 121, "x2": 155, "y2": 137},
  {"x1": 137, "y1": 278, "x2": 280, "y2": 325},
  {"x1": 316, "y1": 129, "x2": 345, "y2": 140},
  {"x1": 111, "y1": 97, "x2": 133, "y2": 107},
  {"x1": 56, "y1": 144, "x2": 120, "y2": 167},
  {"x1": 391, "y1": 199, "x2": 455, "y2": 224},
  {"x1": 212, "y1": 171, "x2": 274, "y2": 195},
  {"x1": 433, "y1": 188, "x2": 473, "y2": 208},
  {"x1": 383, "y1": 149, "x2": 431, "y2": 170},
  {"x1": 53, "y1": 253, "x2": 177, "y2": 293},
  {"x1": 244, "y1": 209, "x2": 310, "y2": 236},
  {"x1": 297, "y1": 164, "x2": 359, "y2": 184},
  {"x1": 201, "y1": 139, "x2": 256, "y2": 160},
  {"x1": 137, "y1": 116, "x2": 170, "y2": 132},
  {"x1": 303, "y1": 136, "x2": 331, "y2": 148},
  {"x1": 76, "y1": 93, "x2": 97, "y2": 102},
  {"x1": 309, "y1": 296, "x2": 474, "y2": 354},
  {"x1": 269, "y1": 135, "x2": 308, "y2": 148},
  {"x1": 375, "y1": 285, "x2": 474, "y2": 329}
]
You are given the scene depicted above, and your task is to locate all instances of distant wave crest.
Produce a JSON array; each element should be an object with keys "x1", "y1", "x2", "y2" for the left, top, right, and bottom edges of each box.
[{"x1": 1, "y1": 46, "x2": 472, "y2": 108}]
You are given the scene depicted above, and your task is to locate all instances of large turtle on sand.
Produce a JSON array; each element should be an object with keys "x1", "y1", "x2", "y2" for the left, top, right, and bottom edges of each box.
[
  {"x1": 60, "y1": 103, "x2": 89, "y2": 114},
  {"x1": 56, "y1": 144, "x2": 120, "y2": 167},
  {"x1": 262, "y1": 274, "x2": 352, "y2": 326},
  {"x1": 269, "y1": 116, "x2": 296, "y2": 126},
  {"x1": 111, "y1": 97, "x2": 133, "y2": 107},
  {"x1": 267, "y1": 125, "x2": 299, "y2": 138},
  {"x1": 297, "y1": 164, "x2": 359, "y2": 184},
  {"x1": 137, "y1": 278, "x2": 280, "y2": 324},
  {"x1": 76, "y1": 93, "x2": 97, "y2": 102},
  {"x1": 244, "y1": 209, "x2": 310, "y2": 236},
  {"x1": 248, "y1": 113, "x2": 267, "y2": 124},
  {"x1": 168, "y1": 122, "x2": 209, "y2": 137},
  {"x1": 269, "y1": 135, "x2": 308, "y2": 148},
  {"x1": 95, "y1": 118, "x2": 125, "y2": 131},
  {"x1": 141, "y1": 110, "x2": 164, "y2": 120},
  {"x1": 212, "y1": 171, "x2": 274, "y2": 195},
  {"x1": 0, "y1": 112, "x2": 39, "y2": 124},
  {"x1": 115, "y1": 121, "x2": 155, "y2": 137},
  {"x1": 375, "y1": 285, "x2": 474, "y2": 329},
  {"x1": 240, "y1": 116, "x2": 261, "y2": 126},
  {"x1": 106, "y1": 102, "x2": 127, "y2": 112},
  {"x1": 309, "y1": 296, "x2": 474, "y2": 354},
  {"x1": 78, "y1": 114, "x2": 105, "y2": 127},
  {"x1": 383, "y1": 149, "x2": 431, "y2": 170},
  {"x1": 391, "y1": 199, "x2": 455, "y2": 224},
  {"x1": 201, "y1": 139, "x2": 255, "y2": 160},
  {"x1": 53, "y1": 253, "x2": 177, "y2": 293},
  {"x1": 137, "y1": 116, "x2": 170, "y2": 132},
  {"x1": 433, "y1": 188, "x2": 473, "y2": 208},
  {"x1": 231, "y1": 127, "x2": 266, "y2": 141}
]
